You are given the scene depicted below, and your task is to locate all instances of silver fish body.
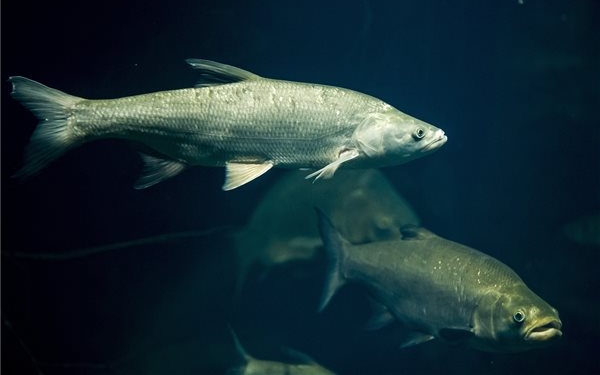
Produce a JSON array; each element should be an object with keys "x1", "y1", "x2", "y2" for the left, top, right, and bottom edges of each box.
[
  {"x1": 317, "y1": 210, "x2": 563, "y2": 352},
  {"x1": 10, "y1": 59, "x2": 447, "y2": 190}
]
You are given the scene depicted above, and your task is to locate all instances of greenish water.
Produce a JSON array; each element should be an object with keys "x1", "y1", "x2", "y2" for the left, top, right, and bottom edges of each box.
[{"x1": 2, "y1": 0, "x2": 598, "y2": 374}]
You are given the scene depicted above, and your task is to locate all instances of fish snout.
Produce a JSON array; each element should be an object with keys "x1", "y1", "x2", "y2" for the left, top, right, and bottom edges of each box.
[
  {"x1": 525, "y1": 319, "x2": 563, "y2": 342},
  {"x1": 421, "y1": 129, "x2": 448, "y2": 152}
]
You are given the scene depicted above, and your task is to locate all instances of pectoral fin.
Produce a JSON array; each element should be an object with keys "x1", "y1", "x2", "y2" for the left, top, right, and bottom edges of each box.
[
  {"x1": 134, "y1": 154, "x2": 187, "y2": 189},
  {"x1": 399, "y1": 331, "x2": 435, "y2": 348},
  {"x1": 223, "y1": 161, "x2": 274, "y2": 191},
  {"x1": 305, "y1": 149, "x2": 359, "y2": 182}
]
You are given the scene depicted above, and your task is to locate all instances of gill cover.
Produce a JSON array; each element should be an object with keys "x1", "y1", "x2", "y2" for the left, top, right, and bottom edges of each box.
[
  {"x1": 353, "y1": 110, "x2": 397, "y2": 158},
  {"x1": 353, "y1": 108, "x2": 440, "y2": 162}
]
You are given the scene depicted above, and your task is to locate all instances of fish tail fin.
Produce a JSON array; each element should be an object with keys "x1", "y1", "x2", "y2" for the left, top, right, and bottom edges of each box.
[
  {"x1": 9, "y1": 76, "x2": 84, "y2": 179},
  {"x1": 315, "y1": 207, "x2": 351, "y2": 312}
]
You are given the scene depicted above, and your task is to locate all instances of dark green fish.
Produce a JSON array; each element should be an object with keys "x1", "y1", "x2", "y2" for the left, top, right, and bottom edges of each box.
[{"x1": 317, "y1": 210, "x2": 562, "y2": 352}]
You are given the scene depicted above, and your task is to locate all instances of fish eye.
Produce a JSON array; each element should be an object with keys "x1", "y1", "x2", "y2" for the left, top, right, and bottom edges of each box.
[
  {"x1": 413, "y1": 128, "x2": 426, "y2": 140},
  {"x1": 513, "y1": 310, "x2": 526, "y2": 323}
]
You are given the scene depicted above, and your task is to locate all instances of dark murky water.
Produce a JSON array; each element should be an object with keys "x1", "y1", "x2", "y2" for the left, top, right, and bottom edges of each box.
[{"x1": 2, "y1": 1, "x2": 599, "y2": 374}]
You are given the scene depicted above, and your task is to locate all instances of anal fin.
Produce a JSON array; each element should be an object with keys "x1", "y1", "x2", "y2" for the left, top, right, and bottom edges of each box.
[
  {"x1": 223, "y1": 161, "x2": 273, "y2": 191},
  {"x1": 134, "y1": 154, "x2": 187, "y2": 189}
]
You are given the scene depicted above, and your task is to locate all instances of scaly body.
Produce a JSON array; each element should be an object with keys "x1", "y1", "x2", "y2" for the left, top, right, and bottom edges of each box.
[
  {"x1": 74, "y1": 80, "x2": 385, "y2": 169},
  {"x1": 317, "y1": 211, "x2": 563, "y2": 352},
  {"x1": 10, "y1": 59, "x2": 447, "y2": 190}
]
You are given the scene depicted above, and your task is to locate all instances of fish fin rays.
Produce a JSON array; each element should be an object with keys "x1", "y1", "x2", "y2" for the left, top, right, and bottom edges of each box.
[
  {"x1": 9, "y1": 76, "x2": 83, "y2": 179},
  {"x1": 399, "y1": 332, "x2": 435, "y2": 348},
  {"x1": 223, "y1": 161, "x2": 273, "y2": 191},
  {"x1": 305, "y1": 149, "x2": 359, "y2": 182},
  {"x1": 186, "y1": 59, "x2": 261, "y2": 87},
  {"x1": 134, "y1": 154, "x2": 187, "y2": 189}
]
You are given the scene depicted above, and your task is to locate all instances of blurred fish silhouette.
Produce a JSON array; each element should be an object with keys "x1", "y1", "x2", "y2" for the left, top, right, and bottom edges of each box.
[
  {"x1": 227, "y1": 327, "x2": 335, "y2": 375},
  {"x1": 10, "y1": 59, "x2": 446, "y2": 190},
  {"x1": 232, "y1": 169, "x2": 420, "y2": 296}
]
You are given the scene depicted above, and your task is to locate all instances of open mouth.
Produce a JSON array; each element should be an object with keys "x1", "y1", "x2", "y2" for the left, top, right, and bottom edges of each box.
[
  {"x1": 421, "y1": 130, "x2": 448, "y2": 152},
  {"x1": 525, "y1": 320, "x2": 563, "y2": 341}
]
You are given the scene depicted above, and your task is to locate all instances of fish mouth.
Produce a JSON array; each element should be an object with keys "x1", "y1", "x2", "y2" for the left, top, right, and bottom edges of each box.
[
  {"x1": 421, "y1": 130, "x2": 448, "y2": 152},
  {"x1": 525, "y1": 319, "x2": 563, "y2": 342}
]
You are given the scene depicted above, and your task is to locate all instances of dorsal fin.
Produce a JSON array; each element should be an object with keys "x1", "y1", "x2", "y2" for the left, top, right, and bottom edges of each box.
[{"x1": 186, "y1": 59, "x2": 261, "y2": 87}]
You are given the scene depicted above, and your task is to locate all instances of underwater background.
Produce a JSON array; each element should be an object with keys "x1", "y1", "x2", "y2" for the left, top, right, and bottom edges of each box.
[{"x1": 2, "y1": 0, "x2": 599, "y2": 374}]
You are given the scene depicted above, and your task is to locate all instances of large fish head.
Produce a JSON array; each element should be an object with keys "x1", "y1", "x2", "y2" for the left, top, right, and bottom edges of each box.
[
  {"x1": 353, "y1": 108, "x2": 447, "y2": 165},
  {"x1": 472, "y1": 287, "x2": 562, "y2": 352}
]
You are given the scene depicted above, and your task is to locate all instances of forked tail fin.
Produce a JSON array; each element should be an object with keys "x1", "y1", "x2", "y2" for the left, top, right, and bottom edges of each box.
[
  {"x1": 315, "y1": 207, "x2": 351, "y2": 312},
  {"x1": 9, "y1": 76, "x2": 83, "y2": 178}
]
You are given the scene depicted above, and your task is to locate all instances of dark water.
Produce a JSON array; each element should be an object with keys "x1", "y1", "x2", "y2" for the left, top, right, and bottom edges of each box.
[{"x1": 2, "y1": 0, "x2": 599, "y2": 374}]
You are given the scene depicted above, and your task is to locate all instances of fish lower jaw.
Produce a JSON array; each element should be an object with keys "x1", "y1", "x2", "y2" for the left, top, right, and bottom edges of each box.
[
  {"x1": 421, "y1": 131, "x2": 448, "y2": 152},
  {"x1": 525, "y1": 321, "x2": 563, "y2": 342},
  {"x1": 525, "y1": 328, "x2": 562, "y2": 342}
]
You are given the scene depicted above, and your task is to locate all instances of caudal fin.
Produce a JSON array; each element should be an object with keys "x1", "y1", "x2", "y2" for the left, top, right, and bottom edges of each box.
[
  {"x1": 9, "y1": 76, "x2": 83, "y2": 179},
  {"x1": 315, "y1": 207, "x2": 351, "y2": 312}
]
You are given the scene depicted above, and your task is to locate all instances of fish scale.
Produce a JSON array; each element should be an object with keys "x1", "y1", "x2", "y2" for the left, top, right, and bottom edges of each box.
[
  {"x1": 317, "y1": 210, "x2": 563, "y2": 352},
  {"x1": 10, "y1": 59, "x2": 447, "y2": 190},
  {"x1": 77, "y1": 83, "x2": 356, "y2": 162}
]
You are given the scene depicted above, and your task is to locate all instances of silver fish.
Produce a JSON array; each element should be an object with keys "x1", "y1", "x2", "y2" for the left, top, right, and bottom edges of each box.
[
  {"x1": 9, "y1": 59, "x2": 447, "y2": 190},
  {"x1": 317, "y1": 210, "x2": 563, "y2": 352}
]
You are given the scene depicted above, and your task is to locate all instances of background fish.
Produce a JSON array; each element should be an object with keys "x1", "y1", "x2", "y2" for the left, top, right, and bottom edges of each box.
[
  {"x1": 9, "y1": 60, "x2": 447, "y2": 190},
  {"x1": 317, "y1": 210, "x2": 563, "y2": 352},
  {"x1": 232, "y1": 169, "x2": 420, "y2": 297},
  {"x1": 228, "y1": 327, "x2": 336, "y2": 375}
]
